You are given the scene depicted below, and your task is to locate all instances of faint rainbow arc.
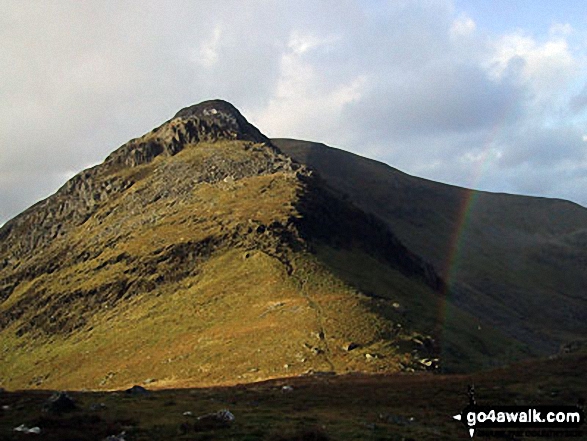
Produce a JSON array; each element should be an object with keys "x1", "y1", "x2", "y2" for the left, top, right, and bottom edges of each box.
[{"x1": 435, "y1": 99, "x2": 516, "y2": 366}]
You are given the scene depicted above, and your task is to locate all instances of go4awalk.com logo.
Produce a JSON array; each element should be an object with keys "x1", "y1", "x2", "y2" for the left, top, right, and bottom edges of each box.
[{"x1": 453, "y1": 386, "x2": 585, "y2": 437}]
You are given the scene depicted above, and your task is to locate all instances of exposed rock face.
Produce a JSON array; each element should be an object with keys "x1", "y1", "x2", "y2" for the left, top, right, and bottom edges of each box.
[
  {"x1": 0, "y1": 100, "x2": 290, "y2": 272},
  {"x1": 0, "y1": 139, "x2": 306, "y2": 334},
  {"x1": 107, "y1": 100, "x2": 273, "y2": 169},
  {"x1": 0, "y1": 170, "x2": 133, "y2": 268},
  {"x1": 173, "y1": 99, "x2": 271, "y2": 145}
]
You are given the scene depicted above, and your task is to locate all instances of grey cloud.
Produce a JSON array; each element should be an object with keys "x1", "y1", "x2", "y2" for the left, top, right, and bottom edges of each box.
[
  {"x1": 343, "y1": 63, "x2": 526, "y2": 143},
  {"x1": 569, "y1": 83, "x2": 587, "y2": 114},
  {"x1": 497, "y1": 126, "x2": 587, "y2": 168}
]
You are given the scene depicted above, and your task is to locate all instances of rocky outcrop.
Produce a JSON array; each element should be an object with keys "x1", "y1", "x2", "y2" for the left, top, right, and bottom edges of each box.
[
  {"x1": 0, "y1": 169, "x2": 134, "y2": 264},
  {"x1": 0, "y1": 100, "x2": 287, "y2": 270},
  {"x1": 173, "y1": 99, "x2": 271, "y2": 145},
  {"x1": 105, "y1": 99, "x2": 274, "y2": 169}
]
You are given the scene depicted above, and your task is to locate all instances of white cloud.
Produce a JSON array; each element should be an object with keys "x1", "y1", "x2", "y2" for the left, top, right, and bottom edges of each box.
[
  {"x1": 549, "y1": 22, "x2": 573, "y2": 37},
  {"x1": 288, "y1": 31, "x2": 340, "y2": 55},
  {"x1": 450, "y1": 13, "x2": 476, "y2": 39},
  {"x1": 251, "y1": 33, "x2": 366, "y2": 144},
  {"x1": 487, "y1": 31, "x2": 577, "y2": 94},
  {"x1": 195, "y1": 26, "x2": 223, "y2": 68}
]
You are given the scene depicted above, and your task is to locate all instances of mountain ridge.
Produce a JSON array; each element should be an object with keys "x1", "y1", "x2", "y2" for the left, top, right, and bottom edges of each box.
[
  {"x1": 1, "y1": 101, "x2": 471, "y2": 390},
  {"x1": 0, "y1": 100, "x2": 582, "y2": 390},
  {"x1": 273, "y1": 138, "x2": 587, "y2": 356}
]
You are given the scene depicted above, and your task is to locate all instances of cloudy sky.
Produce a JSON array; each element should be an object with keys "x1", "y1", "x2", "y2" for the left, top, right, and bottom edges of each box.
[{"x1": 2, "y1": 1, "x2": 587, "y2": 225}]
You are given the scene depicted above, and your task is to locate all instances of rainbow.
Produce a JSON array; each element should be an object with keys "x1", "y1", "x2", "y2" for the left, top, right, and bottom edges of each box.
[
  {"x1": 435, "y1": 186, "x2": 480, "y2": 367},
  {"x1": 435, "y1": 106, "x2": 515, "y2": 367}
]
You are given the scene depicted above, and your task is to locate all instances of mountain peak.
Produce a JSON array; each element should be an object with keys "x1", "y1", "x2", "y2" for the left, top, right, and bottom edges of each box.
[
  {"x1": 173, "y1": 99, "x2": 242, "y2": 120},
  {"x1": 172, "y1": 99, "x2": 269, "y2": 145},
  {"x1": 103, "y1": 99, "x2": 273, "y2": 169}
]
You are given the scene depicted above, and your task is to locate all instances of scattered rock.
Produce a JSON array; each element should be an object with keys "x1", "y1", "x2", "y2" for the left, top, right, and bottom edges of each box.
[
  {"x1": 194, "y1": 409, "x2": 235, "y2": 431},
  {"x1": 14, "y1": 424, "x2": 41, "y2": 434},
  {"x1": 379, "y1": 413, "x2": 415, "y2": 426},
  {"x1": 281, "y1": 385, "x2": 294, "y2": 393},
  {"x1": 102, "y1": 431, "x2": 126, "y2": 441},
  {"x1": 560, "y1": 340, "x2": 587, "y2": 354},
  {"x1": 100, "y1": 372, "x2": 116, "y2": 386},
  {"x1": 363, "y1": 422, "x2": 376, "y2": 430},
  {"x1": 43, "y1": 391, "x2": 76, "y2": 413},
  {"x1": 411, "y1": 338, "x2": 424, "y2": 346},
  {"x1": 183, "y1": 411, "x2": 194, "y2": 416},
  {"x1": 312, "y1": 331, "x2": 325, "y2": 340},
  {"x1": 365, "y1": 353, "x2": 375, "y2": 360},
  {"x1": 211, "y1": 409, "x2": 235, "y2": 423},
  {"x1": 418, "y1": 358, "x2": 439, "y2": 370},
  {"x1": 342, "y1": 342, "x2": 359, "y2": 352},
  {"x1": 125, "y1": 385, "x2": 149, "y2": 395},
  {"x1": 143, "y1": 378, "x2": 156, "y2": 385},
  {"x1": 89, "y1": 402, "x2": 106, "y2": 411}
]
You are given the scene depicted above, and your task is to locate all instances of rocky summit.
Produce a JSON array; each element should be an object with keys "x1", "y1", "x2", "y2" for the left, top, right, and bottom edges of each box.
[{"x1": 0, "y1": 99, "x2": 585, "y2": 391}]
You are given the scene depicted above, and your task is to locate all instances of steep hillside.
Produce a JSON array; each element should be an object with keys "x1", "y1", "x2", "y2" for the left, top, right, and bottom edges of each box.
[
  {"x1": 0, "y1": 100, "x2": 527, "y2": 390},
  {"x1": 273, "y1": 138, "x2": 587, "y2": 358}
]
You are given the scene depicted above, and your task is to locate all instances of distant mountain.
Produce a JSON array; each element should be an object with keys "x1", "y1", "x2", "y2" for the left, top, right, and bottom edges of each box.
[
  {"x1": 0, "y1": 100, "x2": 580, "y2": 390},
  {"x1": 274, "y1": 138, "x2": 587, "y2": 364}
]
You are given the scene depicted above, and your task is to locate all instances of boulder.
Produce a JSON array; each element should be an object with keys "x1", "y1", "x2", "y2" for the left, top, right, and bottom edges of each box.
[
  {"x1": 194, "y1": 409, "x2": 235, "y2": 431},
  {"x1": 43, "y1": 391, "x2": 76, "y2": 413},
  {"x1": 14, "y1": 424, "x2": 41, "y2": 434},
  {"x1": 125, "y1": 385, "x2": 149, "y2": 395}
]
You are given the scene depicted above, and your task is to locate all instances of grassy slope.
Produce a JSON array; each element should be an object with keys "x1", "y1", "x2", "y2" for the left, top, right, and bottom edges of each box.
[
  {"x1": 0, "y1": 133, "x2": 548, "y2": 389},
  {"x1": 0, "y1": 140, "x2": 428, "y2": 390},
  {"x1": 0, "y1": 137, "x2": 528, "y2": 389}
]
